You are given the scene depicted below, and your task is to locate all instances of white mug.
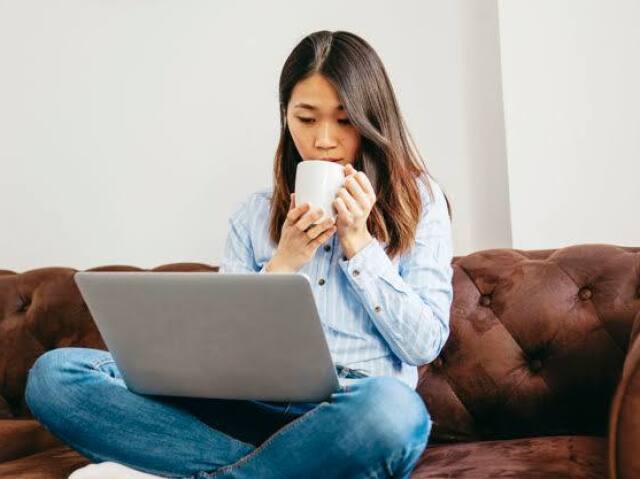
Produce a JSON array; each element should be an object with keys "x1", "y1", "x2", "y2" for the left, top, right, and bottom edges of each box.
[{"x1": 294, "y1": 160, "x2": 345, "y2": 222}]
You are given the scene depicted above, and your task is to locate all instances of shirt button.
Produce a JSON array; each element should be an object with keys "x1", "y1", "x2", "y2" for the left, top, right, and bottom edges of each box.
[
  {"x1": 324, "y1": 244, "x2": 331, "y2": 252},
  {"x1": 374, "y1": 305, "x2": 382, "y2": 313},
  {"x1": 352, "y1": 269, "x2": 360, "y2": 277},
  {"x1": 318, "y1": 278, "x2": 325, "y2": 286}
]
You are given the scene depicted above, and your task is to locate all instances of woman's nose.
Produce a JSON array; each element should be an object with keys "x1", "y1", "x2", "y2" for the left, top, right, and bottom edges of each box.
[{"x1": 314, "y1": 122, "x2": 339, "y2": 148}]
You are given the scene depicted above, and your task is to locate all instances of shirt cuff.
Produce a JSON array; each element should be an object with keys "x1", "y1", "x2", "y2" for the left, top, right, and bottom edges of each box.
[
  {"x1": 338, "y1": 238, "x2": 395, "y2": 291},
  {"x1": 258, "y1": 262, "x2": 310, "y2": 283}
]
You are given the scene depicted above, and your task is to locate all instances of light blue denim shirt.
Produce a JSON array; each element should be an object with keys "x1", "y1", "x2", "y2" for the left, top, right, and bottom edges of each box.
[{"x1": 219, "y1": 174, "x2": 454, "y2": 390}]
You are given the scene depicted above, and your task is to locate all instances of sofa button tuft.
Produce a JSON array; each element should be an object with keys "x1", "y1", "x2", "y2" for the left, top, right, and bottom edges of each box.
[
  {"x1": 578, "y1": 287, "x2": 592, "y2": 301},
  {"x1": 16, "y1": 297, "x2": 30, "y2": 312},
  {"x1": 480, "y1": 294, "x2": 491, "y2": 307},
  {"x1": 529, "y1": 359, "x2": 543, "y2": 373}
]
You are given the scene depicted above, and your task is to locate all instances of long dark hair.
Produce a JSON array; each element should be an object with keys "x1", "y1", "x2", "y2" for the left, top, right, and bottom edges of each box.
[{"x1": 269, "y1": 30, "x2": 452, "y2": 260}]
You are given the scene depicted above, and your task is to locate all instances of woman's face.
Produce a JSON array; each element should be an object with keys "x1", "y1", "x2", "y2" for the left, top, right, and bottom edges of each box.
[{"x1": 286, "y1": 73, "x2": 361, "y2": 167}]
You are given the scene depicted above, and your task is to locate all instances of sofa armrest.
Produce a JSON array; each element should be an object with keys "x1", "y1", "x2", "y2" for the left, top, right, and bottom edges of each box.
[
  {"x1": 609, "y1": 311, "x2": 640, "y2": 479},
  {"x1": 0, "y1": 419, "x2": 63, "y2": 463}
]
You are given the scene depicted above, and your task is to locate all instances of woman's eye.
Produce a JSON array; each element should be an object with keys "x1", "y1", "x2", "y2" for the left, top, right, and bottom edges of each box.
[{"x1": 296, "y1": 117, "x2": 351, "y2": 126}]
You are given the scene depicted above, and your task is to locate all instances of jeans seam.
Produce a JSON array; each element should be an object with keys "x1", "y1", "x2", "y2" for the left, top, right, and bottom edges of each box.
[
  {"x1": 195, "y1": 401, "x2": 331, "y2": 478},
  {"x1": 91, "y1": 357, "x2": 115, "y2": 370}
]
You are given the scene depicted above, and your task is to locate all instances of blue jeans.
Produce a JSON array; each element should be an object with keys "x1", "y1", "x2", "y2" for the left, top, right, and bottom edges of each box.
[{"x1": 25, "y1": 347, "x2": 431, "y2": 478}]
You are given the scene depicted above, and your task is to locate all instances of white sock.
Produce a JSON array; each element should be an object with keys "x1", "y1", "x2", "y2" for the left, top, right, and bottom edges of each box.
[{"x1": 68, "y1": 461, "x2": 167, "y2": 479}]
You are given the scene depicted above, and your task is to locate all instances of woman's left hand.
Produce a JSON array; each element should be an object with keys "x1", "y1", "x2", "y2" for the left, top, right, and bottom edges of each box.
[{"x1": 333, "y1": 163, "x2": 376, "y2": 259}]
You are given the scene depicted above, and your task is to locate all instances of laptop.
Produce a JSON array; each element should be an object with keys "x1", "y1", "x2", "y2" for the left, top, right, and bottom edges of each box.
[{"x1": 73, "y1": 271, "x2": 343, "y2": 402}]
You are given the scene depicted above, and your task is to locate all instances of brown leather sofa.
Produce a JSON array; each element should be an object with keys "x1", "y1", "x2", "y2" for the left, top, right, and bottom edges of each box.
[{"x1": 1, "y1": 243, "x2": 639, "y2": 478}]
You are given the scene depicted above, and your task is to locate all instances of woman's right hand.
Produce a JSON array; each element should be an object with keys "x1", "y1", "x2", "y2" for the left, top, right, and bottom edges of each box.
[{"x1": 269, "y1": 193, "x2": 337, "y2": 273}]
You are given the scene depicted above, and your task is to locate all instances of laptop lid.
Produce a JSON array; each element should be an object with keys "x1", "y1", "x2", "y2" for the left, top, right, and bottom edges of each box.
[{"x1": 73, "y1": 271, "x2": 340, "y2": 402}]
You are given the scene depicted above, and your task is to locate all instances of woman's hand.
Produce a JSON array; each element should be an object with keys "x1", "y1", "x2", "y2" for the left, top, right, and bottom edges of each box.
[
  {"x1": 268, "y1": 193, "x2": 337, "y2": 273},
  {"x1": 333, "y1": 163, "x2": 376, "y2": 259}
]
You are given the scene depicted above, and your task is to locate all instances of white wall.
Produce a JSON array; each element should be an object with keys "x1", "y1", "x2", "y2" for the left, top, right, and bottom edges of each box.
[
  {"x1": 498, "y1": 0, "x2": 640, "y2": 249},
  {"x1": 0, "y1": 0, "x2": 510, "y2": 272}
]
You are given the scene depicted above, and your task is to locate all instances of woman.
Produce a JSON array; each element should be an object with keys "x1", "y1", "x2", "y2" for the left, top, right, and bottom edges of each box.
[{"x1": 25, "y1": 30, "x2": 454, "y2": 478}]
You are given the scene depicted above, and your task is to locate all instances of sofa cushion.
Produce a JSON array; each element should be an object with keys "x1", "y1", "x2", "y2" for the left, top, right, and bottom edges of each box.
[
  {"x1": 0, "y1": 435, "x2": 606, "y2": 479},
  {"x1": 0, "y1": 419, "x2": 64, "y2": 463},
  {"x1": 413, "y1": 435, "x2": 606, "y2": 478},
  {"x1": 0, "y1": 445, "x2": 90, "y2": 479}
]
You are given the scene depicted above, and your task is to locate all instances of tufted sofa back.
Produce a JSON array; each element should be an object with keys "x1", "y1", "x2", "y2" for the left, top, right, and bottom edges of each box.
[
  {"x1": 1, "y1": 244, "x2": 639, "y2": 443},
  {"x1": 418, "y1": 244, "x2": 640, "y2": 442}
]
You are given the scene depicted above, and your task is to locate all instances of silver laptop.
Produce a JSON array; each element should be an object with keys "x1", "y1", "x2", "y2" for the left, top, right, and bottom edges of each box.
[{"x1": 73, "y1": 271, "x2": 341, "y2": 402}]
